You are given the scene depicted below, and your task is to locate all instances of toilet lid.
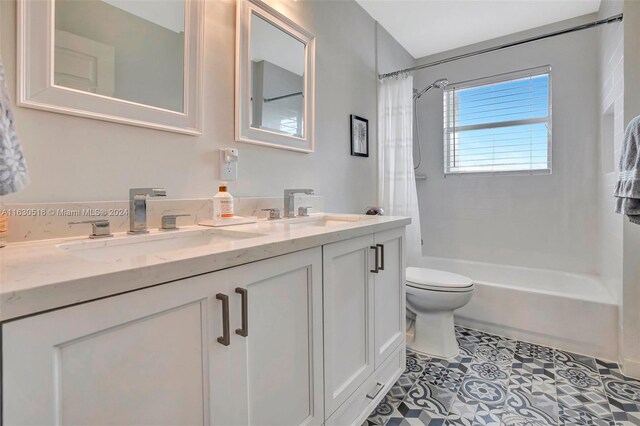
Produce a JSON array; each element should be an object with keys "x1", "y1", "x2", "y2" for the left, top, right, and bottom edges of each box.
[{"x1": 406, "y1": 267, "x2": 474, "y2": 292}]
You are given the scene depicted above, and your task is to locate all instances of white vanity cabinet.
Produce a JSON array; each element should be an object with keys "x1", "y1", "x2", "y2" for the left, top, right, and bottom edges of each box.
[
  {"x1": 2, "y1": 224, "x2": 406, "y2": 426},
  {"x1": 221, "y1": 247, "x2": 324, "y2": 426},
  {"x1": 3, "y1": 269, "x2": 220, "y2": 425},
  {"x1": 2, "y1": 247, "x2": 324, "y2": 426},
  {"x1": 373, "y1": 228, "x2": 406, "y2": 366},
  {"x1": 323, "y1": 227, "x2": 406, "y2": 425},
  {"x1": 323, "y1": 234, "x2": 376, "y2": 413}
]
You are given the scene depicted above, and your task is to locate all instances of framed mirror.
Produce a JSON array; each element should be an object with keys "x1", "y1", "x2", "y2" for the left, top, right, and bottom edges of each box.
[
  {"x1": 18, "y1": 0, "x2": 203, "y2": 135},
  {"x1": 235, "y1": 0, "x2": 315, "y2": 153}
]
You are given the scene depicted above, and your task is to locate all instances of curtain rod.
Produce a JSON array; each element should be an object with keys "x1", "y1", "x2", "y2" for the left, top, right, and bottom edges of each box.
[{"x1": 379, "y1": 13, "x2": 623, "y2": 80}]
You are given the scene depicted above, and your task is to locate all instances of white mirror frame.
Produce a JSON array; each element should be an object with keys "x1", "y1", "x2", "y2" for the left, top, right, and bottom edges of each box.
[
  {"x1": 235, "y1": 0, "x2": 315, "y2": 153},
  {"x1": 17, "y1": 0, "x2": 204, "y2": 135}
]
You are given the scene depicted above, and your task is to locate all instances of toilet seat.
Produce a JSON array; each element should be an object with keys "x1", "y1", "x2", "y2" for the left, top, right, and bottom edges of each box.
[{"x1": 406, "y1": 267, "x2": 474, "y2": 292}]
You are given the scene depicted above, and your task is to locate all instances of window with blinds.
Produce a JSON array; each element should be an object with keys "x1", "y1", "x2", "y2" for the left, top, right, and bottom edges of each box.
[{"x1": 443, "y1": 66, "x2": 552, "y2": 175}]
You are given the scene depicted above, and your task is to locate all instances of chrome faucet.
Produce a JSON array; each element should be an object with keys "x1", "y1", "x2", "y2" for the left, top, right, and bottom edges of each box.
[
  {"x1": 284, "y1": 189, "x2": 315, "y2": 218},
  {"x1": 128, "y1": 188, "x2": 167, "y2": 234}
]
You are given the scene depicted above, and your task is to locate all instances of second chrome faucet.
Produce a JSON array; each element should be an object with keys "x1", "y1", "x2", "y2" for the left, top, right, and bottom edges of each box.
[
  {"x1": 284, "y1": 189, "x2": 315, "y2": 218},
  {"x1": 129, "y1": 188, "x2": 167, "y2": 234}
]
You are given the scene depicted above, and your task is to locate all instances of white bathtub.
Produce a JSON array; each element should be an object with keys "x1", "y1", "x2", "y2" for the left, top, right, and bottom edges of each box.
[{"x1": 414, "y1": 256, "x2": 619, "y2": 360}]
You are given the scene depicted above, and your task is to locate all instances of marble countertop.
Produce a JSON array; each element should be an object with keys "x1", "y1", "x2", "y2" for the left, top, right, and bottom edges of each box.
[{"x1": 0, "y1": 214, "x2": 409, "y2": 322}]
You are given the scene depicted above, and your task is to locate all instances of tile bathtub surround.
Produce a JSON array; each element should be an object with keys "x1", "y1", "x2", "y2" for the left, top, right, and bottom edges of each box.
[
  {"x1": 364, "y1": 326, "x2": 640, "y2": 426},
  {"x1": 2, "y1": 196, "x2": 324, "y2": 243}
]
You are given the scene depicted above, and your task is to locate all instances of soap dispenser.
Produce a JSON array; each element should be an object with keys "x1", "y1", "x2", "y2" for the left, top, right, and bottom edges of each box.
[{"x1": 213, "y1": 182, "x2": 234, "y2": 220}]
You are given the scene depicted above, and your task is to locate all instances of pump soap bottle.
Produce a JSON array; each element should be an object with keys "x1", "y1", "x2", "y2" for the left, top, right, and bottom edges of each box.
[{"x1": 213, "y1": 182, "x2": 234, "y2": 220}]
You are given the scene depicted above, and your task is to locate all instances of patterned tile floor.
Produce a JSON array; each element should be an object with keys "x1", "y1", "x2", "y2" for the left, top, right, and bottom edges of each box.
[{"x1": 364, "y1": 326, "x2": 640, "y2": 426}]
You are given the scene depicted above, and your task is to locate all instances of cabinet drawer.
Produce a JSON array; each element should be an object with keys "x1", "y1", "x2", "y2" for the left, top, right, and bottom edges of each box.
[{"x1": 326, "y1": 345, "x2": 404, "y2": 426}]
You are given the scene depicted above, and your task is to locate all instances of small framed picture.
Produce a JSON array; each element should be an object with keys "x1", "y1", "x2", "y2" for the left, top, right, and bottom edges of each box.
[{"x1": 350, "y1": 114, "x2": 369, "y2": 157}]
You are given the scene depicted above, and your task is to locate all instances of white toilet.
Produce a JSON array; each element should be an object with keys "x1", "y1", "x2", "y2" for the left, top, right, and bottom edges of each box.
[{"x1": 406, "y1": 267, "x2": 474, "y2": 358}]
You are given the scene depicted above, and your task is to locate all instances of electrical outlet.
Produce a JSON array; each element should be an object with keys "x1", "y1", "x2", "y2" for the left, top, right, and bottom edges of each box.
[
  {"x1": 221, "y1": 161, "x2": 236, "y2": 180},
  {"x1": 219, "y1": 148, "x2": 238, "y2": 181}
]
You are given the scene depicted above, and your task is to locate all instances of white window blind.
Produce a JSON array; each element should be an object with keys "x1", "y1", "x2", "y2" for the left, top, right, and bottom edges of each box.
[{"x1": 443, "y1": 66, "x2": 552, "y2": 175}]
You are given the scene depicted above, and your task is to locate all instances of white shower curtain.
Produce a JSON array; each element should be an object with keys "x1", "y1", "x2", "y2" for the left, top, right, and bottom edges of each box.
[{"x1": 378, "y1": 74, "x2": 422, "y2": 264}]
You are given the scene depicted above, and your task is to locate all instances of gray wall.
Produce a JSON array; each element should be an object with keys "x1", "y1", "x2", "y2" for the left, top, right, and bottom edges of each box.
[
  {"x1": 376, "y1": 24, "x2": 414, "y2": 77},
  {"x1": 55, "y1": 0, "x2": 185, "y2": 112},
  {"x1": 412, "y1": 15, "x2": 600, "y2": 274},
  {"x1": 2, "y1": 0, "x2": 382, "y2": 215}
]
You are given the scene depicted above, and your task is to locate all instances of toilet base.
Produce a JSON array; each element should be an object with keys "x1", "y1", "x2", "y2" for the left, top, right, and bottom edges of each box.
[{"x1": 407, "y1": 310, "x2": 459, "y2": 359}]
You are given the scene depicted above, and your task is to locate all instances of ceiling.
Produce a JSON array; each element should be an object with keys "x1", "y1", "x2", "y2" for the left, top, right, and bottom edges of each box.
[{"x1": 356, "y1": 0, "x2": 601, "y2": 58}]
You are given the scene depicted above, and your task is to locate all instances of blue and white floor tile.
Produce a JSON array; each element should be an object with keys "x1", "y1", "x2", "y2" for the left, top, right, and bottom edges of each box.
[
  {"x1": 364, "y1": 326, "x2": 638, "y2": 426},
  {"x1": 597, "y1": 359, "x2": 640, "y2": 425}
]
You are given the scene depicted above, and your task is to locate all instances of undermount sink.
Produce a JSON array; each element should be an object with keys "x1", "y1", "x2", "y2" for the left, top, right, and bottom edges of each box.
[
  {"x1": 57, "y1": 228, "x2": 265, "y2": 262},
  {"x1": 285, "y1": 214, "x2": 376, "y2": 228}
]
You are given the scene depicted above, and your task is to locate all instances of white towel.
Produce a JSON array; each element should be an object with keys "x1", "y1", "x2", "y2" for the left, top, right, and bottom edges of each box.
[
  {"x1": 615, "y1": 116, "x2": 640, "y2": 224},
  {"x1": 0, "y1": 59, "x2": 28, "y2": 196}
]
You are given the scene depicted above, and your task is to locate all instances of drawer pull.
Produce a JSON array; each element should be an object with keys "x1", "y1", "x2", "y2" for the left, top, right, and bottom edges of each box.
[
  {"x1": 377, "y1": 243, "x2": 385, "y2": 271},
  {"x1": 235, "y1": 287, "x2": 248, "y2": 337},
  {"x1": 216, "y1": 293, "x2": 230, "y2": 346},
  {"x1": 366, "y1": 382, "x2": 385, "y2": 400},
  {"x1": 370, "y1": 246, "x2": 379, "y2": 273}
]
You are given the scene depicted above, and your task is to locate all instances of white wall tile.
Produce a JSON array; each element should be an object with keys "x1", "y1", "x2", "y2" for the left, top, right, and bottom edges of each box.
[{"x1": 413, "y1": 21, "x2": 600, "y2": 274}]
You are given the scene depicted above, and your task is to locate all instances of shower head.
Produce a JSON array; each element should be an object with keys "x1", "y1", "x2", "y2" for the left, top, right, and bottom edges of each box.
[
  {"x1": 433, "y1": 78, "x2": 449, "y2": 89},
  {"x1": 414, "y1": 78, "x2": 449, "y2": 100}
]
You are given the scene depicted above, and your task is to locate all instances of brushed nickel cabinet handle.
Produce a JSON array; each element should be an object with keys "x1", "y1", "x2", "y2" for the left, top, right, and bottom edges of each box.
[
  {"x1": 377, "y1": 244, "x2": 385, "y2": 271},
  {"x1": 235, "y1": 287, "x2": 248, "y2": 337},
  {"x1": 216, "y1": 293, "x2": 230, "y2": 346},
  {"x1": 366, "y1": 382, "x2": 385, "y2": 400},
  {"x1": 370, "y1": 246, "x2": 379, "y2": 273}
]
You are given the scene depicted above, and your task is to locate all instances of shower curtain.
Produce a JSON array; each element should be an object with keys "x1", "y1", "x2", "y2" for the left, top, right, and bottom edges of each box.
[{"x1": 378, "y1": 74, "x2": 422, "y2": 264}]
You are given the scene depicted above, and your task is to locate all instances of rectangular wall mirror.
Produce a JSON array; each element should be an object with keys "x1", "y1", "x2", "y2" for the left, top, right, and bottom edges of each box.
[
  {"x1": 236, "y1": 0, "x2": 315, "y2": 153},
  {"x1": 18, "y1": 0, "x2": 203, "y2": 135}
]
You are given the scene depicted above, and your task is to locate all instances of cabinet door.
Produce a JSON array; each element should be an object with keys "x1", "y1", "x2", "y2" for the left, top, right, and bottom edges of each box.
[
  {"x1": 374, "y1": 228, "x2": 406, "y2": 367},
  {"x1": 323, "y1": 234, "x2": 376, "y2": 416},
  {"x1": 2, "y1": 273, "x2": 230, "y2": 425},
  {"x1": 213, "y1": 247, "x2": 324, "y2": 426}
]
